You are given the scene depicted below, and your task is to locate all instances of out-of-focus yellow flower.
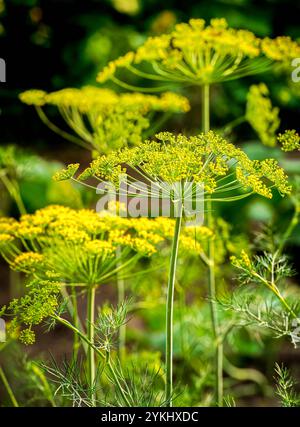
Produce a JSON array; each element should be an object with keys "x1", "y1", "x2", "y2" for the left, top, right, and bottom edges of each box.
[
  {"x1": 111, "y1": 0, "x2": 140, "y2": 16},
  {"x1": 231, "y1": 249, "x2": 252, "y2": 270},
  {"x1": 151, "y1": 11, "x2": 177, "y2": 34},
  {"x1": 246, "y1": 83, "x2": 280, "y2": 147},
  {"x1": 19, "y1": 87, "x2": 190, "y2": 154}
]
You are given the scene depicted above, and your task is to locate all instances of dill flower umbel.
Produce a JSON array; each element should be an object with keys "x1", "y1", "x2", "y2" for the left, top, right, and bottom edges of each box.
[
  {"x1": 0, "y1": 205, "x2": 212, "y2": 344},
  {"x1": 0, "y1": 204, "x2": 212, "y2": 287},
  {"x1": 97, "y1": 18, "x2": 300, "y2": 88},
  {"x1": 246, "y1": 83, "x2": 280, "y2": 147},
  {"x1": 57, "y1": 131, "x2": 291, "y2": 205},
  {"x1": 19, "y1": 87, "x2": 190, "y2": 154},
  {"x1": 278, "y1": 130, "x2": 300, "y2": 152}
]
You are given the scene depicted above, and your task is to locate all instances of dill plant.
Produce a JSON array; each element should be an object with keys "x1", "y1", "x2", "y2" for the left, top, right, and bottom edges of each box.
[
  {"x1": 0, "y1": 205, "x2": 176, "y2": 404},
  {"x1": 0, "y1": 205, "x2": 212, "y2": 405},
  {"x1": 92, "y1": 17, "x2": 300, "y2": 406},
  {"x1": 57, "y1": 130, "x2": 291, "y2": 405}
]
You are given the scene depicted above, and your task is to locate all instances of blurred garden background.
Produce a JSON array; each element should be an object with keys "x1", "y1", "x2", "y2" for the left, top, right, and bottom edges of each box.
[{"x1": 0, "y1": 0, "x2": 300, "y2": 407}]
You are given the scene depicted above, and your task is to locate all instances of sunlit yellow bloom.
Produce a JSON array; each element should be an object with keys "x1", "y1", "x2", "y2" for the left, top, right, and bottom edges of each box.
[
  {"x1": 0, "y1": 233, "x2": 14, "y2": 246},
  {"x1": 97, "y1": 18, "x2": 300, "y2": 88},
  {"x1": 13, "y1": 252, "x2": 44, "y2": 272},
  {"x1": 278, "y1": 129, "x2": 300, "y2": 152},
  {"x1": 0, "y1": 206, "x2": 182, "y2": 285},
  {"x1": 19, "y1": 89, "x2": 46, "y2": 106},
  {"x1": 63, "y1": 131, "x2": 291, "y2": 201}
]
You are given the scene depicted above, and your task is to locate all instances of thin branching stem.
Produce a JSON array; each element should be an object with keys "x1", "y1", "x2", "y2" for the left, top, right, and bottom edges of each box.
[
  {"x1": 165, "y1": 204, "x2": 183, "y2": 406},
  {"x1": 87, "y1": 286, "x2": 96, "y2": 406}
]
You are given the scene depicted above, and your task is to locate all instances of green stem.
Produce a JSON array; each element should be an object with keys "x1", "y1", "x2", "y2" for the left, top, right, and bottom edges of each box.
[
  {"x1": 0, "y1": 175, "x2": 27, "y2": 215},
  {"x1": 35, "y1": 106, "x2": 89, "y2": 149},
  {"x1": 202, "y1": 83, "x2": 223, "y2": 407},
  {"x1": 71, "y1": 286, "x2": 80, "y2": 359},
  {"x1": 87, "y1": 286, "x2": 96, "y2": 406},
  {"x1": 0, "y1": 365, "x2": 19, "y2": 407},
  {"x1": 165, "y1": 205, "x2": 183, "y2": 407},
  {"x1": 223, "y1": 115, "x2": 246, "y2": 135},
  {"x1": 202, "y1": 84, "x2": 210, "y2": 134},
  {"x1": 60, "y1": 285, "x2": 85, "y2": 357},
  {"x1": 117, "y1": 248, "x2": 126, "y2": 363}
]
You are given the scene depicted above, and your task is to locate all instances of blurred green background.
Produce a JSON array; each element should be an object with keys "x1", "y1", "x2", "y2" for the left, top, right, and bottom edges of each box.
[{"x1": 1, "y1": 0, "x2": 300, "y2": 152}]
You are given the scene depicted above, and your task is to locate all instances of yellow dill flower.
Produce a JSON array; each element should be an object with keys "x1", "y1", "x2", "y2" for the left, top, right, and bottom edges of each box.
[
  {"x1": 19, "y1": 89, "x2": 46, "y2": 106},
  {"x1": 0, "y1": 219, "x2": 15, "y2": 236},
  {"x1": 13, "y1": 252, "x2": 44, "y2": 272},
  {"x1": 261, "y1": 36, "x2": 300, "y2": 66},
  {"x1": 235, "y1": 167, "x2": 272, "y2": 199},
  {"x1": 97, "y1": 18, "x2": 299, "y2": 88},
  {"x1": 83, "y1": 240, "x2": 114, "y2": 257},
  {"x1": 15, "y1": 224, "x2": 44, "y2": 239},
  {"x1": 246, "y1": 83, "x2": 280, "y2": 147},
  {"x1": 53, "y1": 163, "x2": 79, "y2": 181},
  {"x1": 19, "y1": 329, "x2": 36, "y2": 345},
  {"x1": 66, "y1": 131, "x2": 291, "y2": 204},
  {"x1": 0, "y1": 206, "x2": 177, "y2": 285},
  {"x1": 19, "y1": 87, "x2": 190, "y2": 154},
  {"x1": 0, "y1": 233, "x2": 14, "y2": 246},
  {"x1": 278, "y1": 129, "x2": 300, "y2": 152},
  {"x1": 130, "y1": 237, "x2": 158, "y2": 256},
  {"x1": 23, "y1": 85, "x2": 187, "y2": 114},
  {"x1": 111, "y1": 0, "x2": 140, "y2": 16},
  {"x1": 230, "y1": 249, "x2": 252, "y2": 269}
]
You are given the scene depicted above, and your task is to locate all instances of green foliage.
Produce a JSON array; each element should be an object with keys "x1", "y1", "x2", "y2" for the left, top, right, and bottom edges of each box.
[
  {"x1": 274, "y1": 363, "x2": 300, "y2": 407},
  {"x1": 7, "y1": 280, "x2": 60, "y2": 344}
]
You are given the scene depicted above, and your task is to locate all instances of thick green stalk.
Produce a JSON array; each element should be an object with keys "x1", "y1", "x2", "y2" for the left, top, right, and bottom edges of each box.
[
  {"x1": 71, "y1": 286, "x2": 80, "y2": 359},
  {"x1": 202, "y1": 83, "x2": 223, "y2": 406},
  {"x1": 87, "y1": 286, "x2": 96, "y2": 406},
  {"x1": 166, "y1": 205, "x2": 183, "y2": 407}
]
